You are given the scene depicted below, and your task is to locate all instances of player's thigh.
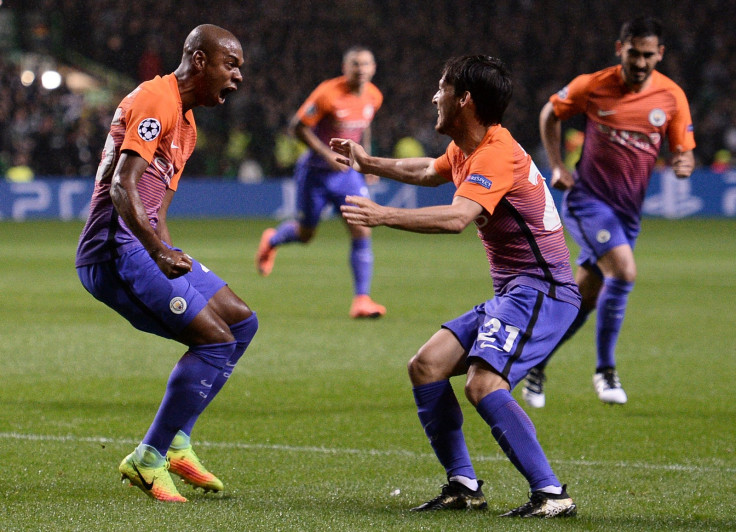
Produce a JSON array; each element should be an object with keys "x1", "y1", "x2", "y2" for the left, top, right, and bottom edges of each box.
[
  {"x1": 465, "y1": 286, "x2": 579, "y2": 390},
  {"x1": 331, "y1": 169, "x2": 371, "y2": 239},
  {"x1": 408, "y1": 328, "x2": 468, "y2": 385},
  {"x1": 206, "y1": 285, "x2": 253, "y2": 325},
  {"x1": 78, "y1": 248, "x2": 210, "y2": 340},
  {"x1": 597, "y1": 243, "x2": 637, "y2": 282},
  {"x1": 327, "y1": 168, "x2": 369, "y2": 206}
]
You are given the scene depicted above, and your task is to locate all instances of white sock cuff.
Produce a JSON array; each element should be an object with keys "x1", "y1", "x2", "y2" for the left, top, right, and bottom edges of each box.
[{"x1": 449, "y1": 475, "x2": 479, "y2": 491}]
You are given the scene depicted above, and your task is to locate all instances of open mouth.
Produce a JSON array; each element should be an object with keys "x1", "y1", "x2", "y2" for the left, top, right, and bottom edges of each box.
[{"x1": 219, "y1": 86, "x2": 237, "y2": 102}]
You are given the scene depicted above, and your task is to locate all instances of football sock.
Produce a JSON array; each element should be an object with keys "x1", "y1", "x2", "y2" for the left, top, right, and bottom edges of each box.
[
  {"x1": 538, "y1": 484, "x2": 563, "y2": 495},
  {"x1": 475, "y1": 389, "x2": 560, "y2": 492},
  {"x1": 170, "y1": 430, "x2": 191, "y2": 451},
  {"x1": 449, "y1": 475, "x2": 479, "y2": 491},
  {"x1": 413, "y1": 380, "x2": 476, "y2": 480},
  {"x1": 134, "y1": 443, "x2": 166, "y2": 468},
  {"x1": 350, "y1": 237, "x2": 374, "y2": 296},
  {"x1": 596, "y1": 278, "x2": 634, "y2": 371},
  {"x1": 180, "y1": 313, "x2": 259, "y2": 436},
  {"x1": 142, "y1": 341, "x2": 236, "y2": 456},
  {"x1": 270, "y1": 220, "x2": 300, "y2": 246},
  {"x1": 535, "y1": 305, "x2": 591, "y2": 371}
]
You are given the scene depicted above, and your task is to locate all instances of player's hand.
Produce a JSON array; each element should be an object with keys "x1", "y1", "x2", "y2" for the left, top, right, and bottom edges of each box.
[
  {"x1": 340, "y1": 195, "x2": 383, "y2": 227},
  {"x1": 550, "y1": 166, "x2": 575, "y2": 191},
  {"x1": 326, "y1": 153, "x2": 349, "y2": 172},
  {"x1": 671, "y1": 149, "x2": 694, "y2": 179},
  {"x1": 152, "y1": 247, "x2": 193, "y2": 278},
  {"x1": 329, "y1": 138, "x2": 367, "y2": 172}
]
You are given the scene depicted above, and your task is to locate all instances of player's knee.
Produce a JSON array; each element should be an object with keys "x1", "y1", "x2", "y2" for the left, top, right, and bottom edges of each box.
[
  {"x1": 464, "y1": 364, "x2": 507, "y2": 406},
  {"x1": 231, "y1": 312, "x2": 259, "y2": 343},
  {"x1": 464, "y1": 379, "x2": 485, "y2": 406},
  {"x1": 297, "y1": 226, "x2": 315, "y2": 243},
  {"x1": 408, "y1": 352, "x2": 440, "y2": 385},
  {"x1": 617, "y1": 267, "x2": 637, "y2": 284},
  {"x1": 180, "y1": 310, "x2": 235, "y2": 346}
]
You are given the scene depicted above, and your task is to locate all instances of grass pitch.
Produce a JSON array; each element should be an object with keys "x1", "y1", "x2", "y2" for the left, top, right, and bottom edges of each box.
[{"x1": 1, "y1": 217, "x2": 734, "y2": 531}]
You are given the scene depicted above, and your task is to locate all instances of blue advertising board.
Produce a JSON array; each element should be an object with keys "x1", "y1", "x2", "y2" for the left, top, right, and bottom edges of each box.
[{"x1": 1, "y1": 168, "x2": 734, "y2": 221}]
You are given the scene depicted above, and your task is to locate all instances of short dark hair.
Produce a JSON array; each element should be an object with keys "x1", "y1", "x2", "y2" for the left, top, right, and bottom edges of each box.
[
  {"x1": 619, "y1": 16, "x2": 663, "y2": 45},
  {"x1": 343, "y1": 45, "x2": 373, "y2": 62},
  {"x1": 441, "y1": 55, "x2": 512, "y2": 126}
]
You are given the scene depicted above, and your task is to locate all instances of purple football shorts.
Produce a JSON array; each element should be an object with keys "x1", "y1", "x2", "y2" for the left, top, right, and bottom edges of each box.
[
  {"x1": 442, "y1": 285, "x2": 579, "y2": 389},
  {"x1": 77, "y1": 245, "x2": 226, "y2": 339},
  {"x1": 294, "y1": 161, "x2": 369, "y2": 228},
  {"x1": 562, "y1": 186, "x2": 640, "y2": 270}
]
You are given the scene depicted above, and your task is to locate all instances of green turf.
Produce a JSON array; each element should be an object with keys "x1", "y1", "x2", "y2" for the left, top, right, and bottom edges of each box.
[{"x1": 1, "y1": 217, "x2": 735, "y2": 531}]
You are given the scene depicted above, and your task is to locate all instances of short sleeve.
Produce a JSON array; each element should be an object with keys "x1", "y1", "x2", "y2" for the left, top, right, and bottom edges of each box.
[
  {"x1": 550, "y1": 73, "x2": 592, "y2": 121},
  {"x1": 454, "y1": 145, "x2": 514, "y2": 215},
  {"x1": 433, "y1": 152, "x2": 453, "y2": 180},
  {"x1": 295, "y1": 82, "x2": 330, "y2": 128},
  {"x1": 120, "y1": 89, "x2": 175, "y2": 163}
]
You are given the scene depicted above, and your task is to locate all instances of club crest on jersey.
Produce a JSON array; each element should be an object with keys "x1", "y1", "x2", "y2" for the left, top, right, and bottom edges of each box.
[
  {"x1": 169, "y1": 296, "x2": 187, "y2": 315},
  {"x1": 138, "y1": 118, "x2": 161, "y2": 141},
  {"x1": 467, "y1": 174, "x2": 492, "y2": 189},
  {"x1": 648, "y1": 108, "x2": 666, "y2": 127}
]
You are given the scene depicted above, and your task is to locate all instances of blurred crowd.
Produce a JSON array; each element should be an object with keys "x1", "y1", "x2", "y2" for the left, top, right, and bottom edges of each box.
[{"x1": 2, "y1": 0, "x2": 735, "y2": 179}]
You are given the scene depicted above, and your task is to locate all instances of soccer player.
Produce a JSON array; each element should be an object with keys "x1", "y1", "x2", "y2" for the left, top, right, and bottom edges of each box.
[
  {"x1": 75, "y1": 25, "x2": 258, "y2": 502},
  {"x1": 522, "y1": 16, "x2": 696, "y2": 408},
  {"x1": 255, "y1": 46, "x2": 386, "y2": 319},
  {"x1": 331, "y1": 55, "x2": 580, "y2": 518}
]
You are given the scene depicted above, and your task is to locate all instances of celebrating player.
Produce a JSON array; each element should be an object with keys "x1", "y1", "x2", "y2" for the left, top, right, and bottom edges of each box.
[
  {"x1": 255, "y1": 46, "x2": 386, "y2": 319},
  {"x1": 331, "y1": 55, "x2": 580, "y2": 517},
  {"x1": 522, "y1": 16, "x2": 696, "y2": 408},
  {"x1": 76, "y1": 25, "x2": 258, "y2": 502}
]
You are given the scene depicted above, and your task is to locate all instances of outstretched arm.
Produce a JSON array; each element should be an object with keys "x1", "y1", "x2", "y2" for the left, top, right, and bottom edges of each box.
[
  {"x1": 539, "y1": 101, "x2": 574, "y2": 191},
  {"x1": 110, "y1": 150, "x2": 192, "y2": 278},
  {"x1": 330, "y1": 138, "x2": 447, "y2": 187},
  {"x1": 341, "y1": 194, "x2": 483, "y2": 234}
]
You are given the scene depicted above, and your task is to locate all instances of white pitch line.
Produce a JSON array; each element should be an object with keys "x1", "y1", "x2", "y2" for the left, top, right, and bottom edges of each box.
[{"x1": 1, "y1": 431, "x2": 733, "y2": 474}]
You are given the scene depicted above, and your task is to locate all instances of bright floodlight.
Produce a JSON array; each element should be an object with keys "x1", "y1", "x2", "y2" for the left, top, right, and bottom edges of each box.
[{"x1": 41, "y1": 70, "x2": 62, "y2": 90}]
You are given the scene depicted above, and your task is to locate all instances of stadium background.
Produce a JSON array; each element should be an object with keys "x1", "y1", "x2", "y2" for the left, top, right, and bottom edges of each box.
[
  {"x1": 1, "y1": 0, "x2": 735, "y2": 183},
  {"x1": 2, "y1": 3, "x2": 735, "y2": 529}
]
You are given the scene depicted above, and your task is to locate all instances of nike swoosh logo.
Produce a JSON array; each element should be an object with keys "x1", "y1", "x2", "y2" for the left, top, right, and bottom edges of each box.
[
  {"x1": 201, "y1": 379, "x2": 213, "y2": 387},
  {"x1": 479, "y1": 342, "x2": 504, "y2": 351},
  {"x1": 597, "y1": 110, "x2": 616, "y2": 116},
  {"x1": 132, "y1": 462, "x2": 154, "y2": 491},
  {"x1": 171, "y1": 142, "x2": 180, "y2": 149}
]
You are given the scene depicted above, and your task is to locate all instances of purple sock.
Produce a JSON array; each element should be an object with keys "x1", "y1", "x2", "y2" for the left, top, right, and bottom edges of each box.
[
  {"x1": 142, "y1": 341, "x2": 235, "y2": 455},
  {"x1": 180, "y1": 314, "x2": 259, "y2": 436},
  {"x1": 476, "y1": 389, "x2": 559, "y2": 491},
  {"x1": 596, "y1": 278, "x2": 634, "y2": 371},
  {"x1": 270, "y1": 221, "x2": 300, "y2": 247},
  {"x1": 350, "y1": 237, "x2": 373, "y2": 296},
  {"x1": 413, "y1": 380, "x2": 476, "y2": 480}
]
